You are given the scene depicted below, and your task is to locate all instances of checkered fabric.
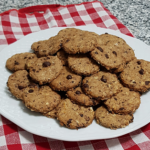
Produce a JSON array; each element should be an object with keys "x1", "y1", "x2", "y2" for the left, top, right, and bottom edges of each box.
[{"x1": 0, "y1": 1, "x2": 150, "y2": 150}]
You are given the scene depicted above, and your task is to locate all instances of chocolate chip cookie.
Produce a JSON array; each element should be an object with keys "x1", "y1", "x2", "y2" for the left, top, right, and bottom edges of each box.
[
  {"x1": 97, "y1": 33, "x2": 135, "y2": 63},
  {"x1": 29, "y1": 56, "x2": 63, "y2": 85},
  {"x1": 6, "y1": 52, "x2": 37, "y2": 72},
  {"x1": 22, "y1": 85, "x2": 61, "y2": 113},
  {"x1": 67, "y1": 87, "x2": 99, "y2": 106},
  {"x1": 49, "y1": 66, "x2": 82, "y2": 91},
  {"x1": 31, "y1": 35, "x2": 63, "y2": 57},
  {"x1": 91, "y1": 44, "x2": 125, "y2": 71},
  {"x1": 120, "y1": 59, "x2": 150, "y2": 92},
  {"x1": 57, "y1": 98, "x2": 94, "y2": 129},
  {"x1": 104, "y1": 87, "x2": 141, "y2": 115},
  {"x1": 68, "y1": 54, "x2": 100, "y2": 76},
  {"x1": 7, "y1": 70, "x2": 31, "y2": 100},
  {"x1": 82, "y1": 71, "x2": 122, "y2": 100},
  {"x1": 95, "y1": 106, "x2": 133, "y2": 129},
  {"x1": 62, "y1": 29, "x2": 97, "y2": 54}
]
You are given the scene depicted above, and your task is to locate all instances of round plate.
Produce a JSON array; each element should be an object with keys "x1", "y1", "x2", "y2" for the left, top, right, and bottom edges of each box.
[{"x1": 0, "y1": 26, "x2": 150, "y2": 141}]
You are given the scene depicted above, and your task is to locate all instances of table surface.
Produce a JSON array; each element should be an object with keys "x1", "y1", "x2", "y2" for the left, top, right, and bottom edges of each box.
[{"x1": 0, "y1": 0, "x2": 150, "y2": 46}]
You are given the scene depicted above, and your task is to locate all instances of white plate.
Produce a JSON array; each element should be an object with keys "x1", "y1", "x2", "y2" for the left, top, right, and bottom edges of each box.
[{"x1": 0, "y1": 26, "x2": 150, "y2": 141}]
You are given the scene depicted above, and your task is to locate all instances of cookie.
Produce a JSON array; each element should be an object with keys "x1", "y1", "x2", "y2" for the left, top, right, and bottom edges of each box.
[
  {"x1": 97, "y1": 33, "x2": 135, "y2": 63},
  {"x1": 31, "y1": 35, "x2": 63, "y2": 57},
  {"x1": 6, "y1": 52, "x2": 37, "y2": 72},
  {"x1": 95, "y1": 106, "x2": 133, "y2": 129},
  {"x1": 29, "y1": 56, "x2": 63, "y2": 85},
  {"x1": 62, "y1": 29, "x2": 97, "y2": 54},
  {"x1": 68, "y1": 54, "x2": 100, "y2": 76},
  {"x1": 57, "y1": 49, "x2": 68, "y2": 66},
  {"x1": 7, "y1": 70, "x2": 31, "y2": 100},
  {"x1": 57, "y1": 28, "x2": 82, "y2": 42},
  {"x1": 67, "y1": 87, "x2": 99, "y2": 106},
  {"x1": 120, "y1": 59, "x2": 150, "y2": 92},
  {"x1": 57, "y1": 98, "x2": 94, "y2": 129},
  {"x1": 82, "y1": 71, "x2": 122, "y2": 100},
  {"x1": 49, "y1": 66, "x2": 82, "y2": 91},
  {"x1": 91, "y1": 44, "x2": 125, "y2": 71},
  {"x1": 22, "y1": 85, "x2": 61, "y2": 113},
  {"x1": 97, "y1": 33, "x2": 126, "y2": 45},
  {"x1": 104, "y1": 87, "x2": 141, "y2": 114}
]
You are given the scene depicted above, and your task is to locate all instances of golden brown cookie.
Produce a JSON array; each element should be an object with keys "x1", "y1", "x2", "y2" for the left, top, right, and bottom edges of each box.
[
  {"x1": 68, "y1": 54, "x2": 100, "y2": 76},
  {"x1": 62, "y1": 29, "x2": 97, "y2": 54},
  {"x1": 91, "y1": 44, "x2": 125, "y2": 71},
  {"x1": 57, "y1": 99, "x2": 94, "y2": 129},
  {"x1": 120, "y1": 59, "x2": 150, "y2": 92},
  {"x1": 82, "y1": 71, "x2": 122, "y2": 100},
  {"x1": 6, "y1": 52, "x2": 37, "y2": 72},
  {"x1": 49, "y1": 66, "x2": 82, "y2": 91},
  {"x1": 67, "y1": 87, "x2": 99, "y2": 106},
  {"x1": 29, "y1": 56, "x2": 63, "y2": 85},
  {"x1": 22, "y1": 85, "x2": 61, "y2": 113},
  {"x1": 95, "y1": 106, "x2": 133, "y2": 129},
  {"x1": 97, "y1": 33, "x2": 135, "y2": 63},
  {"x1": 104, "y1": 87, "x2": 141, "y2": 114},
  {"x1": 7, "y1": 70, "x2": 31, "y2": 100},
  {"x1": 31, "y1": 35, "x2": 63, "y2": 57}
]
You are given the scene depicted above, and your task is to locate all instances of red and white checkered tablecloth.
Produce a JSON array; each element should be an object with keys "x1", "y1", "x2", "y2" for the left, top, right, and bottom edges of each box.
[{"x1": 0, "y1": 1, "x2": 150, "y2": 150}]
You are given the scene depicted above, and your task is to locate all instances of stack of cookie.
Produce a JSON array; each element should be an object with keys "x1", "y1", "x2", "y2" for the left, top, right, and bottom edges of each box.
[{"x1": 6, "y1": 28, "x2": 150, "y2": 130}]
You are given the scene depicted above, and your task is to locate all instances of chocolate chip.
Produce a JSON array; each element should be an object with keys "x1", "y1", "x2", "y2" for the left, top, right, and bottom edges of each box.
[
  {"x1": 76, "y1": 91, "x2": 81, "y2": 95},
  {"x1": 114, "y1": 98, "x2": 117, "y2": 100},
  {"x1": 18, "y1": 86, "x2": 24, "y2": 90},
  {"x1": 95, "y1": 51, "x2": 98, "y2": 54},
  {"x1": 66, "y1": 39, "x2": 70, "y2": 43},
  {"x1": 43, "y1": 62, "x2": 51, "y2": 67},
  {"x1": 97, "y1": 47, "x2": 103, "y2": 52},
  {"x1": 66, "y1": 75, "x2": 72, "y2": 79},
  {"x1": 101, "y1": 75, "x2": 107, "y2": 83},
  {"x1": 80, "y1": 114, "x2": 83, "y2": 117},
  {"x1": 24, "y1": 57, "x2": 27, "y2": 59},
  {"x1": 83, "y1": 84, "x2": 89, "y2": 88},
  {"x1": 119, "y1": 107, "x2": 124, "y2": 110},
  {"x1": 137, "y1": 61, "x2": 141, "y2": 65},
  {"x1": 67, "y1": 119, "x2": 72, "y2": 126},
  {"x1": 105, "y1": 33, "x2": 108, "y2": 34},
  {"x1": 32, "y1": 69, "x2": 35, "y2": 72},
  {"x1": 14, "y1": 61, "x2": 19, "y2": 65},
  {"x1": 145, "y1": 81, "x2": 150, "y2": 85},
  {"x1": 43, "y1": 50, "x2": 46, "y2": 52},
  {"x1": 105, "y1": 54, "x2": 109, "y2": 59},
  {"x1": 139, "y1": 69, "x2": 144, "y2": 75},
  {"x1": 112, "y1": 51, "x2": 117, "y2": 56},
  {"x1": 29, "y1": 89, "x2": 34, "y2": 93}
]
